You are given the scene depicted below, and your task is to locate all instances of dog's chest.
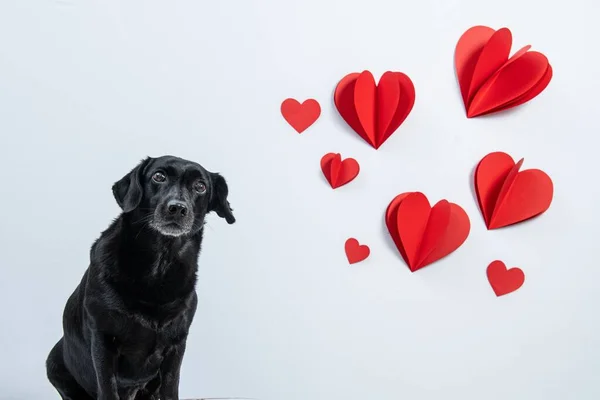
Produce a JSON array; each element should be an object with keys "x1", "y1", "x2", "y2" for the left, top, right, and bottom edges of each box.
[
  {"x1": 120, "y1": 309, "x2": 185, "y2": 353},
  {"x1": 115, "y1": 312, "x2": 185, "y2": 383}
]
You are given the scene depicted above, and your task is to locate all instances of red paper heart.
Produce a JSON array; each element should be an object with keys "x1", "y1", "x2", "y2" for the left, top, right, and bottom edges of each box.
[
  {"x1": 281, "y1": 98, "x2": 321, "y2": 133},
  {"x1": 345, "y1": 238, "x2": 370, "y2": 264},
  {"x1": 455, "y1": 26, "x2": 552, "y2": 118},
  {"x1": 334, "y1": 70, "x2": 415, "y2": 149},
  {"x1": 385, "y1": 192, "x2": 470, "y2": 272},
  {"x1": 487, "y1": 260, "x2": 525, "y2": 296},
  {"x1": 475, "y1": 151, "x2": 553, "y2": 229},
  {"x1": 320, "y1": 153, "x2": 360, "y2": 189}
]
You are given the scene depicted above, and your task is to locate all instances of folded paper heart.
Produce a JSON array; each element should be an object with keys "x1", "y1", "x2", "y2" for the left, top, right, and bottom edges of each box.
[
  {"x1": 486, "y1": 260, "x2": 525, "y2": 296},
  {"x1": 345, "y1": 238, "x2": 370, "y2": 264},
  {"x1": 320, "y1": 153, "x2": 359, "y2": 189},
  {"x1": 280, "y1": 98, "x2": 321, "y2": 133},
  {"x1": 334, "y1": 70, "x2": 415, "y2": 149},
  {"x1": 385, "y1": 192, "x2": 470, "y2": 272},
  {"x1": 455, "y1": 25, "x2": 553, "y2": 118},
  {"x1": 475, "y1": 151, "x2": 553, "y2": 229}
]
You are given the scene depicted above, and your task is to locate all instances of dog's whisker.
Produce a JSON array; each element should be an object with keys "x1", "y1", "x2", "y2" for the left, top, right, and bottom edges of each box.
[
  {"x1": 134, "y1": 220, "x2": 155, "y2": 240},
  {"x1": 132, "y1": 214, "x2": 154, "y2": 225},
  {"x1": 204, "y1": 222, "x2": 215, "y2": 232}
]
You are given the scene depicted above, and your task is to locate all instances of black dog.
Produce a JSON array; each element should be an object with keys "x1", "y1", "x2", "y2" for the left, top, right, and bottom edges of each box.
[{"x1": 46, "y1": 155, "x2": 235, "y2": 400}]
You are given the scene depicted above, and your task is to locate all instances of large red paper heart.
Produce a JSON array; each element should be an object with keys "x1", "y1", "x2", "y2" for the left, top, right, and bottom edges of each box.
[
  {"x1": 320, "y1": 153, "x2": 360, "y2": 189},
  {"x1": 345, "y1": 238, "x2": 370, "y2": 264},
  {"x1": 334, "y1": 70, "x2": 415, "y2": 149},
  {"x1": 385, "y1": 192, "x2": 470, "y2": 272},
  {"x1": 475, "y1": 151, "x2": 553, "y2": 229},
  {"x1": 486, "y1": 260, "x2": 525, "y2": 296},
  {"x1": 455, "y1": 26, "x2": 553, "y2": 118},
  {"x1": 281, "y1": 98, "x2": 321, "y2": 133}
]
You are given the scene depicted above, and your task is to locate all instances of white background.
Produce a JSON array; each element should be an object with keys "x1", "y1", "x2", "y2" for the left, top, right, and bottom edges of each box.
[{"x1": 0, "y1": 0, "x2": 599, "y2": 399}]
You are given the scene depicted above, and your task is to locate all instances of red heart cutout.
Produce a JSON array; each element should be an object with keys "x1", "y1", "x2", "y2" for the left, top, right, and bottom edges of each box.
[
  {"x1": 385, "y1": 192, "x2": 470, "y2": 272},
  {"x1": 345, "y1": 238, "x2": 370, "y2": 264},
  {"x1": 475, "y1": 151, "x2": 553, "y2": 229},
  {"x1": 334, "y1": 70, "x2": 415, "y2": 149},
  {"x1": 487, "y1": 260, "x2": 525, "y2": 296},
  {"x1": 281, "y1": 98, "x2": 321, "y2": 133},
  {"x1": 320, "y1": 153, "x2": 360, "y2": 189},
  {"x1": 455, "y1": 26, "x2": 552, "y2": 118}
]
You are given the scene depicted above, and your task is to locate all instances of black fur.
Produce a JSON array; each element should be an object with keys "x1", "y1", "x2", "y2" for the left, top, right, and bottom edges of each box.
[{"x1": 46, "y1": 155, "x2": 235, "y2": 400}]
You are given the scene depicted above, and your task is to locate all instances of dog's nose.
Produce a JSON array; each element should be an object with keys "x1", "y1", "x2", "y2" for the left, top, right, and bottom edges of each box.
[{"x1": 167, "y1": 201, "x2": 188, "y2": 217}]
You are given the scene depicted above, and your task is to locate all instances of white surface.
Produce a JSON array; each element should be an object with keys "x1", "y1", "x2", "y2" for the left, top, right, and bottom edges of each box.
[{"x1": 0, "y1": 0, "x2": 598, "y2": 399}]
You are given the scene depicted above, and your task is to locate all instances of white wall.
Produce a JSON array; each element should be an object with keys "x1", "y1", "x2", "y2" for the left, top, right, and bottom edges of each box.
[{"x1": 0, "y1": 1, "x2": 598, "y2": 399}]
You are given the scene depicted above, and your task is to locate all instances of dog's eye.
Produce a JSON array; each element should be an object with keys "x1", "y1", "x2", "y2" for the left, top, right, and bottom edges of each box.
[
  {"x1": 152, "y1": 172, "x2": 166, "y2": 183},
  {"x1": 193, "y1": 181, "x2": 207, "y2": 194}
]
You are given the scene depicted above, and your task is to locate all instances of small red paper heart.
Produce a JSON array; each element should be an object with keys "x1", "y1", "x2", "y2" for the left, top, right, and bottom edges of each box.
[
  {"x1": 320, "y1": 153, "x2": 360, "y2": 189},
  {"x1": 487, "y1": 260, "x2": 525, "y2": 296},
  {"x1": 385, "y1": 192, "x2": 470, "y2": 272},
  {"x1": 345, "y1": 238, "x2": 370, "y2": 264},
  {"x1": 334, "y1": 70, "x2": 415, "y2": 149},
  {"x1": 475, "y1": 151, "x2": 553, "y2": 229},
  {"x1": 281, "y1": 98, "x2": 321, "y2": 133},
  {"x1": 455, "y1": 25, "x2": 552, "y2": 118}
]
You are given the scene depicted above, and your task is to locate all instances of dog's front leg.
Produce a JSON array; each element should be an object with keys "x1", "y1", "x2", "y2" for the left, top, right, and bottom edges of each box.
[
  {"x1": 159, "y1": 341, "x2": 187, "y2": 400},
  {"x1": 91, "y1": 331, "x2": 119, "y2": 400}
]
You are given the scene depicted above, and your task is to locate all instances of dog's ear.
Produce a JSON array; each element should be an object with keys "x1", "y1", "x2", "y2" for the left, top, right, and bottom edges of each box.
[
  {"x1": 209, "y1": 172, "x2": 235, "y2": 224},
  {"x1": 112, "y1": 157, "x2": 150, "y2": 213}
]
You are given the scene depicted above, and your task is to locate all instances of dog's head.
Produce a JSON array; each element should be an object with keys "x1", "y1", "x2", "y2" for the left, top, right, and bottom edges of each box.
[{"x1": 112, "y1": 156, "x2": 235, "y2": 237}]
